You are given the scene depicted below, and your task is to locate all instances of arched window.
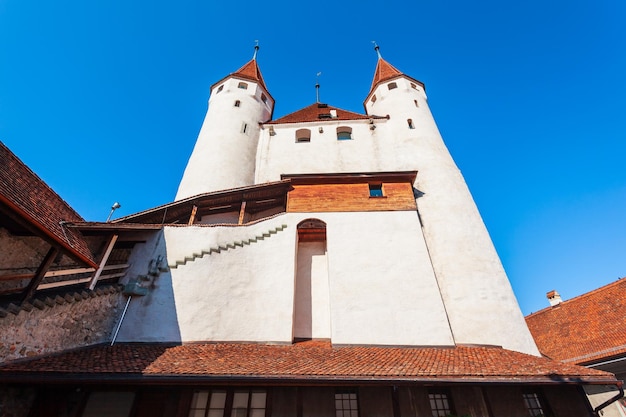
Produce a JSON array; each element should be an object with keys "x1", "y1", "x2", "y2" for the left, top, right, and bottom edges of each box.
[
  {"x1": 234, "y1": 100, "x2": 241, "y2": 107},
  {"x1": 387, "y1": 82, "x2": 398, "y2": 90},
  {"x1": 336, "y1": 126, "x2": 352, "y2": 141},
  {"x1": 295, "y1": 128, "x2": 311, "y2": 143},
  {"x1": 238, "y1": 82, "x2": 248, "y2": 89}
]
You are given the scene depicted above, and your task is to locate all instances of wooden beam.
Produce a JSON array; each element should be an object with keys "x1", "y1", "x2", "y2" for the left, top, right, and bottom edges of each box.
[
  {"x1": 87, "y1": 234, "x2": 118, "y2": 290},
  {"x1": 188, "y1": 205, "x2": 198, "y2": 225},
  {"x1": 20, "y1": 247, "x2": 59, "y2": 302},
  {"x1": 238, "y1": 201, "x2": 247, "y2": 225},
  {"x1": 0, "y1": 264, "x2": 130, "y2": 282}
]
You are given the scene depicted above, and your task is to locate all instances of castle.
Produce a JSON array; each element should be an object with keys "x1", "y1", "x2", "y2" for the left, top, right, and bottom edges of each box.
[{"x1": 0, "y1": 46, "x2": 621, "y2": 417}]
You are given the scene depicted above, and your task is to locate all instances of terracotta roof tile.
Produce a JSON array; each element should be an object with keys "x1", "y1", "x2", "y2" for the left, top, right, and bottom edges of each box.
[
  {"x1": 0, "y1": 343, "x2": 614, "y2": 384},
  {"x1": 0, "y1": 141, "x2": 95, "y2": 267},
  {"x1": 268, "y1": 103, "x2": 378, "y2": 125},
  {"x1": 364, "y1": 58, "x2": 425, "y2": 104},
  {"x1": 232, "y1": 59, "x2": 268, "y2": 90},
  {"x1": 526, "y1": 278, "x2": 626, "y2": 364}
]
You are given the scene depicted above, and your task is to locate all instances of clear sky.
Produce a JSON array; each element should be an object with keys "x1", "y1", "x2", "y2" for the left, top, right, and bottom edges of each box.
[{"x1": 1, "y1": 0, "x2": 624, "y2": 315}]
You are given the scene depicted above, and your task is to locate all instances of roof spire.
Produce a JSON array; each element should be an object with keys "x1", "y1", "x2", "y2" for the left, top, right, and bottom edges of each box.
[
  {"x1": 315, "y1": 72, "x2": 321, "y2": 103},
  {"x1": 372, "y1": 41, "x2": 382, "y2": 59},
  {"x1": 253, "y1": 40, "x2": 259, "y2": 60}
]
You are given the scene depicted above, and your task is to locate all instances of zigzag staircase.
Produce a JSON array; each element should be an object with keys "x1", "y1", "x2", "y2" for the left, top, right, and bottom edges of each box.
[{"x1": 169, "y1": 224, "x2": 288, "y2": 269}]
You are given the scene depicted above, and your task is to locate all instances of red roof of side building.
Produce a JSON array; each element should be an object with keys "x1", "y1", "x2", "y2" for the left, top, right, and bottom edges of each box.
[
  {"x1": 526, "y1": 278, "x2": 626, "y2": 365},
  {"x1": 0, "y1": 342, "x2": 615, "y2": 384},
  {"x1": 268, "y1": 103, "x2": 381, "y2": 125},
  {"x1": 0, "y1": 141, "x2": 96, "y2": 267}
]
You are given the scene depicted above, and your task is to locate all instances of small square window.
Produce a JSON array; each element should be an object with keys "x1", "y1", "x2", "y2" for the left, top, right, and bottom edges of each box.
[
  {"x1": 387, "y1": 82, "x2": 397, "y2": 90},
  {"x1": 234, "y1": 100, "x2": 241, "y2": 107},
  {"x1": 238, "y1": 82, "x2": 248, "y2": 89},
  {"x1": 371, "y1": 95, "x2": 377, "y2": 103},
  {"x1": 369, "y1": 184, "x2": 383, "y2": 197},
  {"x1": 410, "y1": 83, "x2": 417, "y2": 89}
]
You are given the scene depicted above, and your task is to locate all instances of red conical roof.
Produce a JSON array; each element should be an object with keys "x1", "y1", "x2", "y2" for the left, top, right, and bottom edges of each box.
[
  {"x1": 370, "y1": 58, "x2": 404, "y2": 90},
  {"x1": 232, "y1": 59, "x2": 268, "y2": 90}
]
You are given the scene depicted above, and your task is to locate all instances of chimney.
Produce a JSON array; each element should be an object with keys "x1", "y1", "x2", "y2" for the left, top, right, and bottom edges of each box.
[{"x1": 547, "y1": 290, "x2": 562, "y2": 306}]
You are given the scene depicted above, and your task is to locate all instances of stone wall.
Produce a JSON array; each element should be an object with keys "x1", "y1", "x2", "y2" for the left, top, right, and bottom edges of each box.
[{"x1": 0, "y1": 287, "x2": 125, "y2": 362}]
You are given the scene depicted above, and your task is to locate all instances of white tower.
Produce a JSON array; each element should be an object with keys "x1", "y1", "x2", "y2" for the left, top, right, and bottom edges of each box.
[
  {"x1": 364, "y1": 47, "x2": 538, "y2": 354},
  {"x1": 176, "y1": 47, "x2": 274, "y2": 200}
]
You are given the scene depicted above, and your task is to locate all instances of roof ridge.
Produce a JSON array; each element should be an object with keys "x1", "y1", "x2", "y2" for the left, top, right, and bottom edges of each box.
[{"x1": 526, "y1": 277, "x2": 626, "y2": 318}]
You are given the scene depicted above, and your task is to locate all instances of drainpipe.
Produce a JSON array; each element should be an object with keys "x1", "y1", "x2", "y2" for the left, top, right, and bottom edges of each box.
[{"x1": 593, "y1": 382, "x2": 624, "y2": 416}]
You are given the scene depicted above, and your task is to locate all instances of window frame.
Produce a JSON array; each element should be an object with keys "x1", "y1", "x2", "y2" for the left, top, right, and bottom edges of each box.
[
  {"x1": 335, "y1": 390, "x2": 359, "y2": 417},
  {"x1": 336, "y1": 126, "x2": 353, "y2": 141},
  {"x1": 238, "y1": 82, "x2": 248, "y2": 90},
  {"x1": 368, "y1": 183, "x2": 384, "y2": 198},
  {"x1": 188, "y1": 389, "x2": 268, "y2": 417},
  {"x1": 295, "y1": 128, "x2": 311, "y2": 143},
  {"x1": 428, "y1": 389, "x2": 455, "y2": 417},
  {"x1": 387, "y1": 82, "x2": 398, "y2": 90}
]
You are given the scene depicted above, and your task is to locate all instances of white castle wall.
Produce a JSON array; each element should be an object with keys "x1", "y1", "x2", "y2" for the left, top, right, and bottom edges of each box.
[
  {"x1": 118, "y1": 212, "x2": 454, "y2": 346},
  {"x1": 176, "y1": 76, "x2": 273, "y2": 200},
  {"x1": 253, "y1": 77, "x2": 538, "y2": 355}
]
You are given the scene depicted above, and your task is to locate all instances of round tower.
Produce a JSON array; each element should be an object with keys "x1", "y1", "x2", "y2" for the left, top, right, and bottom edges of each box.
[
  {"x1": 175, "y1": 49, "x2": 274, "y2": 200},
  {"x1": 364, "y1": 47, "x2": 540, "y2": 356}
]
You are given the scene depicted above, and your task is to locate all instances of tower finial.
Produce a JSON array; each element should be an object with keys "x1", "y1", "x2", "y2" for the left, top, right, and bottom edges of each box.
[
  {"x1": 253, "y1": 40, "x2": 259, "y2": 60},
  {"x1": 315, "y1": 72, "x2": 322, "y2": 103},
  {"x1": 372, "y1": 41, "x2": 382, "y2": 59}
]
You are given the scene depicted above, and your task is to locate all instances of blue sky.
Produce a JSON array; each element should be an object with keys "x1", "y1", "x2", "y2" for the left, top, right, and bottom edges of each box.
[{"x1": 1, "y1": 0, "x2": 624, "y2": 315}]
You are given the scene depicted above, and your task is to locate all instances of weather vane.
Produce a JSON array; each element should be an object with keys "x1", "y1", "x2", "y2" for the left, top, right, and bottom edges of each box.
[
  {"x1": 253, "y1": 40, "x2": 259, "y2": 59},
  {"x1": 372, "y1": 40, "x2": 382, "y2": 58},
  {"x1": 316, "y1": 72, "x2": 322, "y2": 103}
]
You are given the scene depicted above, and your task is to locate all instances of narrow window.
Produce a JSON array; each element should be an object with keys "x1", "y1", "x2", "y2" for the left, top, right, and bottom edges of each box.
[
  {"x1": 335, "y1": 391, "x2": 358, "y2": 417},
  {"x1": 371, "y1": 95, "x2": 377, "y2": 103},
  {"x1": 387, "y1": 82, "x2": 397, "y2": 90},
  {"x1": 428, "y1": 390, "x2": 454, "y2": 417},
  {"x1": 369, "y1": 184, "x2": 383, "y2": 198},
  {"x1": 523, "y1": 392, "x2": 550, "y2": 417},
  {"x1": 410, "y1": 83, "x2": 417, "y2": 89},
  {"x1": 238, "y1": 82, "x2": 248, "y2": 89},
  {"x1": 216, "y1": 85, "x2": 224, "y2": 93},
  {"x1": 241, "y1": 123, "x2": 248, "y2": 134},
  {"x1": 407, "y1": 119, "x2": 414, "y2": 129},
  {"x1": 234, "y1": 100, "x2": 241, "y2": 107},
  {"x1": 414, "y1": 99, "x2": 419, "y2": 107},
  {"x1": 336, "y1": 126, "x2": 352, "y2": 140},
  {"x1": 261, "y1": 93, "x2": 268, "y2": 104},
  {"x1": 295, "y1": 128, "x2": 311, "y2": 143}
]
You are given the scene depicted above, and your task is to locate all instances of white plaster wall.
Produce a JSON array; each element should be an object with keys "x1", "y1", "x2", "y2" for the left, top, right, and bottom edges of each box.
[
  {"x1": 255, "y1": 77, "x2": 539, "y2": 354},
  {"x1": 118, "y1": 218, "x2": 296, "y2": 343},
  {"x1": 322, "y1": 211, "x2": 454, "y2": 346},
  {"x1": 176, "y1": 77, "x2": 273, "y2": 200}
]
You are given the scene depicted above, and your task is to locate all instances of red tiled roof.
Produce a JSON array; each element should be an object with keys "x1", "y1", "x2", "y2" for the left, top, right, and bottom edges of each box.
[
  {"x1": 268, "y1": 103, "x2": 378, "y2": 125},
  {"x1": 364, "y1": 58, "x2": 425, "y2": 105},
  {"x1": 0, "y1": 342, "x2": 614, "y2": 384},
  {"x1": 526, "y1": 278, "x2": 626, "y2": 364},
  {"x1": 232, "y1": 59, "x2": 268, "y2": 90},
  {"x1": 371, "y1": 58, "x2": 403, "y2": 89},
  {"x1": 0, "y1": 141, "x2": 96, "y2": 267}
]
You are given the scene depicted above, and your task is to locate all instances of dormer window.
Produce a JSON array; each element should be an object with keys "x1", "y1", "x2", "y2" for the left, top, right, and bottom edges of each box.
[
  {"x1": 388, "y1": 82, "x2": 398, "y2": 90},
  {"x1": 295, "y1": 129, "x2": 311, "y2": 143},
  {"x1": 336, "y1": 126, "x2": 352, "y2": 141},
  {"x1": 238, "y1": 82, "x2": 248, "y2": 89}
]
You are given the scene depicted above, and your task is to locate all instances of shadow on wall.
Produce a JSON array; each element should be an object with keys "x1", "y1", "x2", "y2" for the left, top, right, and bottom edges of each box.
[{"x1": 115, "y1": 230, "x2": 183, "y2": 343}]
